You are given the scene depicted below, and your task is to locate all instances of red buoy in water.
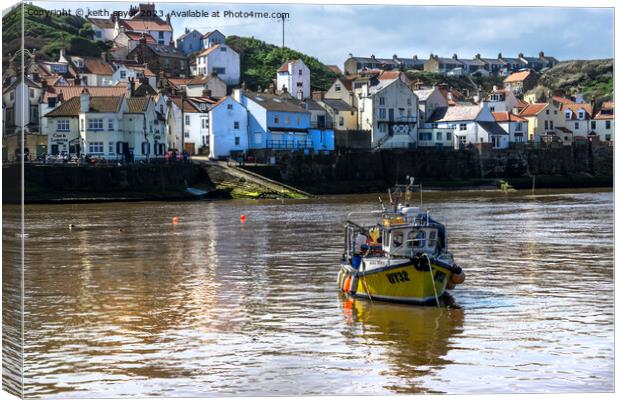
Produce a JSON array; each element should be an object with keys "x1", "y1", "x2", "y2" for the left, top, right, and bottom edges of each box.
[
  {"x1": 240, "y1": 214, "x2": 247, "y2": 223},
  {"x1": 172, "y1": 216, "x2": 180, "y2": 225}
]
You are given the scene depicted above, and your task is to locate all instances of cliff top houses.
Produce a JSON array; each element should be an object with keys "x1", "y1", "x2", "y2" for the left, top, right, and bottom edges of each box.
[{"x1": 344, "y1": 51, "x2": 559, "y2": 77}]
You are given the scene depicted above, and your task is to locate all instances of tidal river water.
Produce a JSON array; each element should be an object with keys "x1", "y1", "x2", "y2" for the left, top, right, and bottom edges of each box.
[{"x1": 2, "y1": 188, "x2": 614, "y2": 397}]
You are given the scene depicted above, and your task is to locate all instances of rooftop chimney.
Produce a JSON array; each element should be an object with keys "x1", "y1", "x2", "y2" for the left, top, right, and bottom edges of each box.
[
  {"x1": 452, "y1": 53, "x2": 458, "y2": 60},
  {"x1": 129, "y1": 77, "x2": 135, "y2": 96},
  {"x1": 80, "y1": 88, "x2": 90, "y2": 113},
  {"x1": 101, "y1": 51, "x2": 107, "y2": 61},
  {"x1": 58, "y1": 48, "x2": 68, "y2": 64},
  {"x1": 539, "y1": 51, "x2": 545, "y2": 58},
  {"x1": 312, "y1": 91, "x2": 325, "y2": 101},
  {"x1": 233, "y1": 88, "x2": 242, "y2": 102}
]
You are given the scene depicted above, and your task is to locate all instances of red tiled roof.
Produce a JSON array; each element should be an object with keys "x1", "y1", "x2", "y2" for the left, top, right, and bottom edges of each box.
[
  {"x1": 519, "y1": 103, "x2": 547, "y2": 117},
  {"x1": 121, "y1": 19, "x2": 172, "y2": 32},
  {"x1": 492, "y1": 111, "x2": 528, "y2": 123},
  {"x1": 72, "y1": 57, "x2": 114, "y2": 75},
  {"x1": 561, "y1": 102, "x2": 593, "y2": 119},
  {"x1": 43, "y1": 84, "x2": 128, "y2": 102},
  {"x1": 45, "y1": 95, "x2": 124, "y2": 117},
  {"x1": 277, "y1": 59, "x2": 297, "y2": 73},
  {"x1": 126, "y1": 97, "x2": 151, "y2": 113},
  {"x1": 327, "y1": 65, "x2": 342, "y2": 75},
  {"x1": 504, "y1": 70, "x2": 531, "y2": 83},
  {"x1": 169, "y1": 96, "x2": 202, "y2": 113},
  {"x1": 125, "y1": 31, "x2": 156, "y2": 43}
]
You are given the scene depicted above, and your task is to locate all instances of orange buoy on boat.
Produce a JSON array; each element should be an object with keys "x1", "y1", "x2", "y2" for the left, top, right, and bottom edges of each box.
[
  {"x1": 172, "y1": 216, "x2": 180, "y2": 225},
  {"x1": 343, "y1": 276, "x2": 352, "y2": 293},
  {"x1": 451, "y1": 270, "x2": 466, "y2": 284}
]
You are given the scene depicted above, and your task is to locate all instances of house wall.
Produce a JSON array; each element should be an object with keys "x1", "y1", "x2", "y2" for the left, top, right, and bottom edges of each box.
[
  {"x1": 497, "y1": 121, "x2": 528, "y2": 143},
  {"x1": 208, "y1": 97, "x2": 248, "y2": 159},
  {"x1": 185, "y1": 77, "x2": 227, "y2": 98},
  {"x1": 325, "y1": 79, "x2": 354, "y2": 105},
  {"x1": 177, "y1": 31, "x2": 203, "y2": 55},
  {"x1": 203, "y1": 31, "x2": 226, "y2": 49},
  {"x1": 416, "y1": 128, "x2": 455, "y2": 148},
  {"x1": 182, "y1": 111, "x2": 209, "y2": 155},
  {"x1": 196, "y1": 45, "x2": 240, "y2": 85},
  {"x1": 370, "y1": 80, "x2": 418, "y2": 148},
  {"x1": 47, "y1": 117, "x2": 80, "y2": 155},
  {"x1": 276, "y1": 61, "x2": 311, "y2": 99},
  {"x1": 590, "y1": 119, "x2": 614, "y2": 142}
]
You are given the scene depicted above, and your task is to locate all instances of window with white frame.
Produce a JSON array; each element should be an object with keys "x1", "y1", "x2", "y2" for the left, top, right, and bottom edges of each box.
[
  {"x1": 459, "y1": 123, "x2": 467, "y2": 131},
  {"x1": 339, "y1": 116, "x2": 344, "y2": 127},
  {"x1": 575, "y1": 122, "x2": 579, "y2": 129},
  {"x1": 379, "y1": 108, "x2": 386, "y2": 119},
  {"x1": 88, "y1": 119, "x2": 104, "y2": 131},
  {"x1": 578, "y1": 110, "x2": 585, "y2": 119},
  {"x1": 120, "y1": 70, "x2": 126, "y2": 79},
  {"x1": 606, "y1": 121, "x2": 611, "y2": 130},
  {"x1": 201, "y1": 118, "x2": 208, "y2": 129},
  {"x1": 565, "y1": 110, "x2": 571, "y2": 119},
  {"x1": 234, "y1": 121, "x2": 240, "y2": 129},
  {"x1": 335, "y1": 84, "x2": 341, "y2": 92},
  {"x1": 379, "y1": 97, "x2": 385, "y2": 106},
  {"x1": 235, "y1": 137, "x2": 240, "y2": 145},
  {"x1": 591, "y1": 121, "x2": 596, "y2": 129},
  {"x1": 419, "y1": 131, "x2": 432, "y2": 141},
  {"x1": 436, "y1": 131, "x2": 443, "y2": 141},
  {"x1": 108, "y1": 119, "x2": 114, "y2": 131},
  {"x1": 515, "y1": 122, "x2": 523, "y2": 131},
  {"x1": 446, "y1": 132, "x2": 452, "y2": 141},
  {"x1": 88, "y1": 142, "x2": 104, "y2": 154},
  {"x1": 185, "y1": 115, "x2": 190, "y2": 125},
  {"x1": 57, "y1": 119, "x2": 70, "y2": 131},
  {"x1": 108, "y1": 142, "x2": 114, "y2": 154}
]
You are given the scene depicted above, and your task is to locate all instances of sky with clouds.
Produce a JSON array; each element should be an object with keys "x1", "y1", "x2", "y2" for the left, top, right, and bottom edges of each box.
[{"x1": 33, "y1": 2, "x2": 614, "y2": 67}]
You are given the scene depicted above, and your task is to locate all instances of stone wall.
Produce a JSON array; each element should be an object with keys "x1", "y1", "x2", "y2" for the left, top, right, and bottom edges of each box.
[
  {"x1": 256, "y1": 142, "x2": 613, "y2": 192},
  {"x1": 3, "y1": 163, "x2": 211, "y2": 203}
]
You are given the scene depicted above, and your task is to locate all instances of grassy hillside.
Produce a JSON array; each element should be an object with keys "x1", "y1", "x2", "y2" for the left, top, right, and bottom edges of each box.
[
  {"x1": 405, "y1": 70, "x2": 504, "y2": 98},
  {"x1": 2, "y1": 3, "x2": 108, "y2": 65},
  {"x1": 225, "y1": 35, "x2": 340, "y2": 92},
  {"x1": 536, "y1": 59, "x2": 613, "y2": 103}
]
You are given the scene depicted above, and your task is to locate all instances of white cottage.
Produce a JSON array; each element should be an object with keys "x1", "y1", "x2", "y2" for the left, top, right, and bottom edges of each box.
[
  {"x1": 276, "y1": 59, "x2": 311, "y2": 100},
  {"x1": 194, "y1": 44, "x2": 240, "y2": 85}
]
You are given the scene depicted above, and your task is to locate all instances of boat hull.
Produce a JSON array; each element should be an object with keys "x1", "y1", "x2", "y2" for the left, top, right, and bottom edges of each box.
[{"x1": 338, "y1": 259, "x2": 454, "y2": 305}]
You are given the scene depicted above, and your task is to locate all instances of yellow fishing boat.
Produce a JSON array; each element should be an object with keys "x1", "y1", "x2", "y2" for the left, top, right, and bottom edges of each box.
[{"x1": 337, "y1": 178, "x2": 465, "y2": 306}]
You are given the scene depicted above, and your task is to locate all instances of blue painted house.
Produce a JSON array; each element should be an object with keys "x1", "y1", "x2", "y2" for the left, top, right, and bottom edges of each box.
[
  {"x1": 202, "y1": 30, "x2": 226, "y2": 49},
  {"x1": 233, "y1": 89, "x2": 334, "y2": 152},
  {"x1": 176, "y1": 29, "x2": 204, "y2": 55}
]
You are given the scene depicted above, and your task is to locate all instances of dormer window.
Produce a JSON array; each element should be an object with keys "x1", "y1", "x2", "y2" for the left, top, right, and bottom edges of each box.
[
  {"x1": 578, "y1": 110, "x2": 585, "y2": 120},
  {"x1": 565, "y1": 110, "x2": 572, "y2": 120}
]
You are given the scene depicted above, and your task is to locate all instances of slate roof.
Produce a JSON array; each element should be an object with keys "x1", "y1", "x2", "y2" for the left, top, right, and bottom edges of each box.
[
  {"x1": 243, "y1": 91, "x2": 309, "y2": 113},
  {"x1": 169, "y1": 96, "x2": 202, "y2": 113},
  {"x1": 147, "y1": 44, "x2": 186, "y2": 58},
  {"x1": 177, "y1": 29, "x2": 202, "y2": 41},
  {"x1": 45, "y1": 95, "x2": 124, "y2": 117},
  {"x1": 478, "y1": 121, "x2": 509, "y2": 135},
  {"x1": 321, "y1": 98, "x2": 356, "y2": 112},
  {"x1": 427, "y1": 105, "x2": 481, "y2": 122}
]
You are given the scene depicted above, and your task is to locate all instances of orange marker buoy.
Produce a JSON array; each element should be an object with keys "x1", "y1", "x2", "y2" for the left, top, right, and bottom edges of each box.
[
  {"x1": 240, "y1": 214, "x2": 247, "y2": 223},
  {"x1": 343, "y1": 276, "x2": 352, "y2": 293},
  {"x1": 172, "y1": 216, "x2": 180, "y2": 225}
]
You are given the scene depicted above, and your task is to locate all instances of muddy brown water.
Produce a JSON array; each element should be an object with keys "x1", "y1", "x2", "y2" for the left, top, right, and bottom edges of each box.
[{"x1": 2, "y1": 188, "x2": 613, "y2": 397}]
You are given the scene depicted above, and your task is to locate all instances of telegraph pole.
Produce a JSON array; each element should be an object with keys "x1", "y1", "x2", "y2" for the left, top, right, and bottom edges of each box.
[{"x1": 280, "y1": 16, "x2": 285, "y2": 49}]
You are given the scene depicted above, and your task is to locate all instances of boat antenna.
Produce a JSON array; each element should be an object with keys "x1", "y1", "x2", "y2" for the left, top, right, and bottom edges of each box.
[{"x1": 388, "y1": 188, "x2": 393, "y2": 206}]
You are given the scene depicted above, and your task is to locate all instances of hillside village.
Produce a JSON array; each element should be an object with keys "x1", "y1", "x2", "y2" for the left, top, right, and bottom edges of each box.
[{"x1": 2, "y1": 3, "x2": 615, "y2": 163}]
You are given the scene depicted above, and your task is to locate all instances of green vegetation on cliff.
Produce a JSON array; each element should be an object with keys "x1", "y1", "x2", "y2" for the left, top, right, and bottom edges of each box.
[
  {"x1": 535, "y1": 59, "x2": 613, "y2": 103},
  {"x1": 225, "y1": 35, "x2": 340, "y2": 92},
  {"x1": 404, "y1": 70, "x2": 504, "y2": 97},
  {"x1": 2, "y1": 4, "x2": 108, "y2": 64}
]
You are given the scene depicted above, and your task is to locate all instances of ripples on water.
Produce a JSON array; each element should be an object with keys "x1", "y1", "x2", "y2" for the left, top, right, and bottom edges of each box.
[{"x1": 12, "y1": 188, "x2": 614, "y2": 397}]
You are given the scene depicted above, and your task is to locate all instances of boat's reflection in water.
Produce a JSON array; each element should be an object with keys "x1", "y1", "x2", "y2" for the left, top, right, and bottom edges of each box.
[{"x1": 339, "y1": 294, "x2": 464, "y2": 393}]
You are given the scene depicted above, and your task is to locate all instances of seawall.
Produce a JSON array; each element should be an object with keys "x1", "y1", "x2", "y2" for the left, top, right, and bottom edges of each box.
[
  {"x1": 3, "y1": 163, "x2": 218, "y2": 204},
  {"x1": 244, "y1": 143, "x2": 613, "y2": 193}
]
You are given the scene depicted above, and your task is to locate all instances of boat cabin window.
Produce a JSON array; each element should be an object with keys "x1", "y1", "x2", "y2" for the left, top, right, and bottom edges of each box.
[
  {"x1": 392, "y1": 231, "x2": 404, "y2": 247},
  {"x1": 412, "y1": 230, "x2": 426, "y2": 248},
  {"x1": 428, "y1": 230, "x2": 437, "y2": 248}
]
